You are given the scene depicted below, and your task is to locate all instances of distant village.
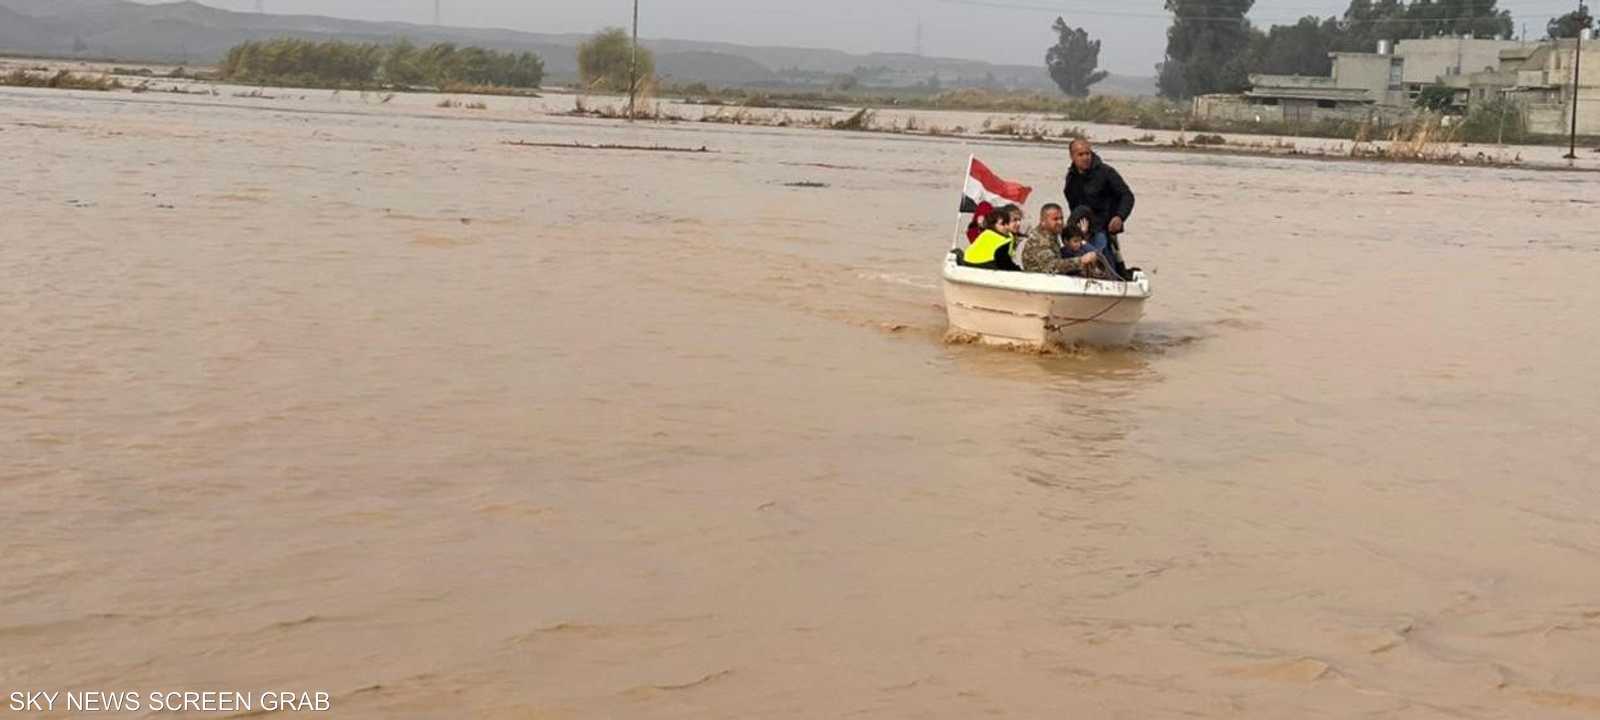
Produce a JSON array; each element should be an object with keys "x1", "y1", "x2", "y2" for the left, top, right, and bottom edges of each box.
[{"x1": 1196, "y1": 35, "x2": 1598, "y2": 136}]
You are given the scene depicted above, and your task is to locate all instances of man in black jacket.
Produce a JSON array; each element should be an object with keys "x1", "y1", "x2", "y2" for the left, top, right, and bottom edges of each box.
[{"x1": 1064, "y1": 139, "x2": 1136, "y2": 278}]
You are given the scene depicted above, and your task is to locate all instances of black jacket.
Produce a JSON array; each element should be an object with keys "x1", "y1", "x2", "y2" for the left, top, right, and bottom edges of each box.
[{"x1": 1064, "y1": 153, "x2": 1135, "y2": 235}]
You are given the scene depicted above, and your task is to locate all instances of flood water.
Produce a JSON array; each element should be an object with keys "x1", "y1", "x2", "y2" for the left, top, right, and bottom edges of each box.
[{"x1": 4, "y1": 84, "x2": 1600, "y2": 719}]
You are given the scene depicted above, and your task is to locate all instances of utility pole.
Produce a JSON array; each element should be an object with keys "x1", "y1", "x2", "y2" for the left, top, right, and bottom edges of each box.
[
  {"x1": 628, "y1": 0, "x2": 639, "y2": 120},
  {"x1": 433, "y1": 0, "x2": 441, "y2": 26},
  {"x1": 1566, "y1": 1, "x2": 1585, "y2": 160},
  {"x1": 1498, "y1": 87, "x2": 1513, "y2": 145}
]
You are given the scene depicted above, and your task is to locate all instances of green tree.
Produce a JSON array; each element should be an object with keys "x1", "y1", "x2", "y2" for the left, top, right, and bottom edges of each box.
[
  {"x1": 509, "y1": 52, "x2": 546, "y2": 88},
  {"x1": 1158, "y1": 0, "x2": 1256, "y2": 100},
  {"x1": 1414, "y1": 84, "x2": 1456, "y2": 111},
  {"x1": 1336, "y1": 0, "x2": 1510, "y2": 50},
  {"x1": 458, "y1": 46, "x2": 492, "y2": 84},
  {"x1": 1046, "y1": 18, "x2": 1109, "y2": 97},
  {"x1": 1244, "y1": 1, "x2": 1515, "y2": 78},
  {"x1": 1548, "y1": 4, "x2": 1594, "y2": 38},
  {"x1": 1420, "y1": 0, "x2": 1512, "y2": 39},
  {"x1": 1249, "y1": 16, "x2": 1341, "y2": 76},
  {"x1": 381, "y1": 39, "x2": 424, "y2": 85},
  {"x1": 1456, "y1": 96, "x2": 1526, "y2": 143},
  {"x1": 219, "y1": 38, "x2": 542, "y2": 89},
  {"x1": 1335, "y1": 0, "x2": 1400, "y2": 52},
  {"x1": 577, "y1": 27, "x2": 655, "y2": 93},
  {"x1": 419, "y1": 42, "x2": 462, "y2": 83}
]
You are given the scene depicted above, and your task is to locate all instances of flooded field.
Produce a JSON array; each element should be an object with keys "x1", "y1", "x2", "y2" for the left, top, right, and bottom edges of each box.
[{"x1": 3, "y1": 82, "x2": 1600, "y2": 718}]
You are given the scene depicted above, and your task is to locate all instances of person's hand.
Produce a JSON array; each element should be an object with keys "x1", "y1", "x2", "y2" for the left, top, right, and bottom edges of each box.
[{"x1": 1108, "y1": 216, "x2": 1125, "y2": 234}]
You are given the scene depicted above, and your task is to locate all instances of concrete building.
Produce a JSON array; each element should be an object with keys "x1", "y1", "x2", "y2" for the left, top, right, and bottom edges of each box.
[
  {"x1": 1391, "y1": 37, "x2": 1522, "y2": 101},
  {"x1": 1195, "y1": 37, "x2": 1526, "y2": 126},
  {"x1": 1429, "y1": 35, "x2": 1600, "y2": 136},
  {"x1": 1194, "y1": 47, "x2": 1402, "y2": 126},
  {"x1": 1433, "y1": 45, "x2": 1535, "y2": 111},
  {"x1": 1503, "y1": 37, "x2": 1600, "y2": 136}
]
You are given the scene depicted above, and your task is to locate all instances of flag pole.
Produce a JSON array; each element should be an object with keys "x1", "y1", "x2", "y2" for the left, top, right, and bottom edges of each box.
[{"x1": 952, "y1": 154, "x2": 974, "y2": 251}]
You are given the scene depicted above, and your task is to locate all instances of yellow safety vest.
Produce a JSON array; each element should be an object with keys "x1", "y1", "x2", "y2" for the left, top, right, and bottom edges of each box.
[{"x1": 963, "y1": 229, "x2": 1014, "y2": 267}]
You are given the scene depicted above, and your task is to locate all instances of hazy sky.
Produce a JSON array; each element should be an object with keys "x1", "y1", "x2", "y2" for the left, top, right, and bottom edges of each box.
[{"x1": 159, "y1": 1, "x2": 1569, "y2": 76}]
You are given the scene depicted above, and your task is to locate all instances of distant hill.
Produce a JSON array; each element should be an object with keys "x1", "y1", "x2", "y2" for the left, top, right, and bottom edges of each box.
[
  {"x1": 0, "y1": 0, "x2": 1156, "y2": 96},
  {"x1": 0, "y1": 6, "x2": 66, "y2": 53}
]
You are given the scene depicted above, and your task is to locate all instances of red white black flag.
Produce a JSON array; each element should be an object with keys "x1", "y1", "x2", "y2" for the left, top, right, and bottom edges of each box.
[{"x1": 959, "y1": 156, "x2": 1032, "y2": 212}]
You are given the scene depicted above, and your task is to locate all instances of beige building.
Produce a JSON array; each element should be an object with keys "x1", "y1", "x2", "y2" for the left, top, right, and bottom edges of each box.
[
  {"x1": 1499, "y1": 38, "x2": 1600, "y2": 136},
  {"x1": 1431, "y1": 37, "x2": 1600, "y2": 135},
  {"x1": 1195, "y1": 38, "x2": 1529, "y2": 126},
  {"x1": 1391, "y1": 37, "x2": 1523, "y2": 98}
]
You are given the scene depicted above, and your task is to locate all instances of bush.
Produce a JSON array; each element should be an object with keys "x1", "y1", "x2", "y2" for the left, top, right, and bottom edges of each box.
[
  {"x1": 831, "y1": 108, "x2": 875, "y2": 131},
  {"x1": 1, "y1": 69, "x2": 119, "y2": 91},
  {"x1": 1455, "y1": 98, "x2": 1528, "y2": 145},
  {"x1": 1415, "y1": 85, "x2": 1456, "y2": 112},
  {"x1": 220, "y1": 38, "x2": 543, "y2": 90},
  {"x1": 577, "y1": 28, "x2": 654, "y2": 92}
]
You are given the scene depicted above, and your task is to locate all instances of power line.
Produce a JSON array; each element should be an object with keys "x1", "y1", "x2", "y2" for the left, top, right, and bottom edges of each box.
[
  {"x1": 935, "y1": 0, "x2": 1580, "y2": 24},
  {"x1": 951, "y1": 0, "x2": 1581, "y2": 11}
]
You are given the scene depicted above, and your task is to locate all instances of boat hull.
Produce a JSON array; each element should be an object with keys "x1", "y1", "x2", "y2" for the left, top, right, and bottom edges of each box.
[{"x1": 942, "y1": 254, "x2": 1151, "y2": 348}]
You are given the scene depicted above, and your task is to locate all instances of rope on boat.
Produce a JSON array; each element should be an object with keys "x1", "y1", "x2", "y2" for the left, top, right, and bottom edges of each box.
[{"x1": 1047, "y1": 272, "x2": 1135, "y2": 332}]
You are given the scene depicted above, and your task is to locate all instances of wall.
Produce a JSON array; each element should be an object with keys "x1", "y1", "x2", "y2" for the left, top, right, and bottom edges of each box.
[
  {"x1": 1396, "y1": 38, "x2": 1522, "y2": 84},
  {"x1": 1328, "y1": 52, "x2": 1412, "y2": 107},
  {"x1": 1193, "y1": 94, "x2": 1411, "y2": 126},
  {"x1": 1525, "y1": 102, "x2": 1569, "y2": 135},
  {"x1": 1194, "y1": 95, "x2": 1283, "y2": 123},
  {"x1": 1545, "y1": 42, "x2": 1600, "y2": 91},
  {"x1": 1332, "y1": 53, "x2": 1393, "y2": 97}
]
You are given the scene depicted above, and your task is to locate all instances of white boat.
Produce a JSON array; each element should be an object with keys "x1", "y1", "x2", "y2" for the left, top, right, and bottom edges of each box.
[{"x1": 942, "y1": 251, "x2": 1152, "y2": 348}]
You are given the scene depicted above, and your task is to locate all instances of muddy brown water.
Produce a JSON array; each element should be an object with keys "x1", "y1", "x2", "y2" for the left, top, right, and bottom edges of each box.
[{"x1": 3, "y1": 84, "x2": 1600, "y2": 719}]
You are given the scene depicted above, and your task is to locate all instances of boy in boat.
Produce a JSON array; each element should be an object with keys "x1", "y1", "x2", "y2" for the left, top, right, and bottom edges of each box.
[
  {"x1": 1063, "y1": 205, "x2": 1117, "y2": 279},
  {"x1": 959, "y1": 203, "x2": 1022, "y2": 271},
  {"x1": 1016, "y1": 204, "x2": 1109, "y2": 278}
]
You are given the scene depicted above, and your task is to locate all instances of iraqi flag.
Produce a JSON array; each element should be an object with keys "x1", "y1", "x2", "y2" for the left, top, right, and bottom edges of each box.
[{"x1": 959, "y1": 156, "x2": 1032, "y2": 213}]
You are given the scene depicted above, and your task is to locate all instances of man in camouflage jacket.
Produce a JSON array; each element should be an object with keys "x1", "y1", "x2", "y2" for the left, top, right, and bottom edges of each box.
[{"x1": 1016, "y1": 204, "x2": 1106, "y2": 278}]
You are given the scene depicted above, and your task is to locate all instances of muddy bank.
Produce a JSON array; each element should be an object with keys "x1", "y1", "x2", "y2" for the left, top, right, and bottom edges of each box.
[{"x1": 557, "y1": 96, "x2": 1598, "y2": 173}]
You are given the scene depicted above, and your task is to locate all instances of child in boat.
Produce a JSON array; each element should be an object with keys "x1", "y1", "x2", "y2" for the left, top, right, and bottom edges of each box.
[
  {"x1": 965, "y1": 201, "x2": 994, "y2": 243},
  {"x1": 960, "y1": 203, "x2": 1022, "y2": 271},
  {"x1": 1063, "y1": 205, "x2": 1114, "y2": 279}
]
